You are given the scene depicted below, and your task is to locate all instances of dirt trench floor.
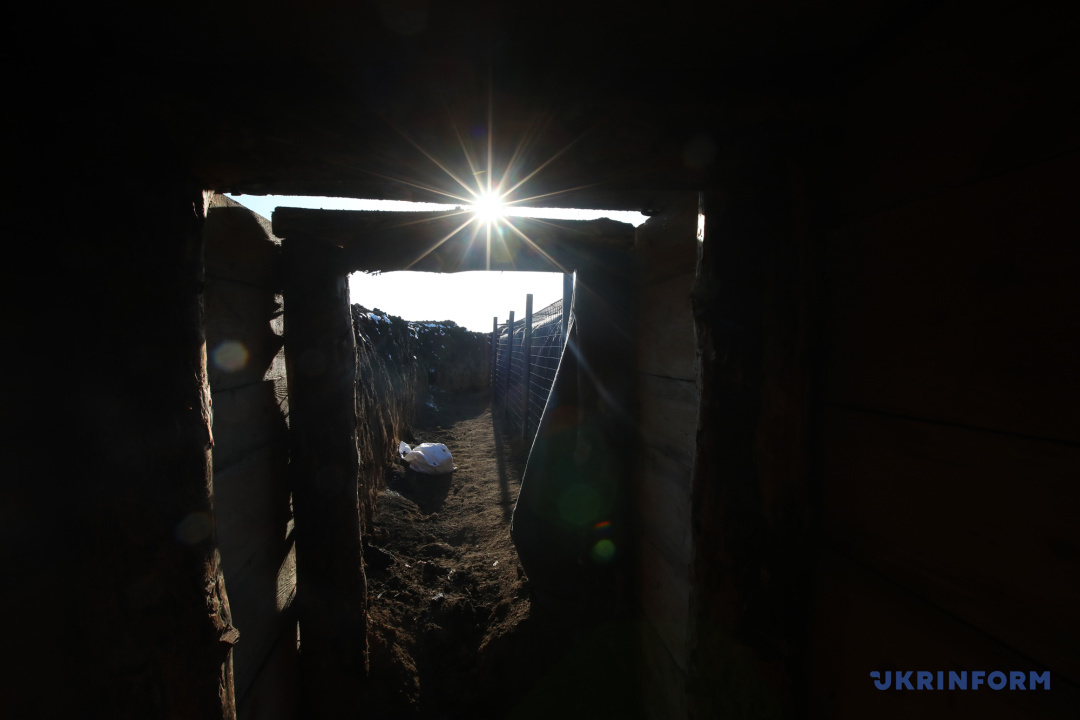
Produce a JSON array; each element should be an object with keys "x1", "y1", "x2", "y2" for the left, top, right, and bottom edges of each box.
[{"x1": 361, "y1": 389, "x2": 640, "y2": 720}]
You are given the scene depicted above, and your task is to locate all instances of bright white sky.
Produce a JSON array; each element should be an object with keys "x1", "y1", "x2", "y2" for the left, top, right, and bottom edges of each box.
[{"x1": 226, "y1": 194, "x2": 647, "y2": 332}]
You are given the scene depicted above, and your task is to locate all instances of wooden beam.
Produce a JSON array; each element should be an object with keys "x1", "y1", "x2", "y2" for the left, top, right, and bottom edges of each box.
[
  {"x1": 503, "y1": 311, "x2": 515, "y2": 422},
  {"x1": 825, "y1": 152, "x2": 1080, "y2": 443},
  {"x1": 280, "y1": 238, "x2": 366, "y2": 717},
  {"x1": 820, "y1": 405, "x2": 1080, "y2": 682},
  {"x1": 272, "y1": 209, "x2": 634, "y2": 274},
  {"x1": 521, "y1": 294, "x2": 534, "y2": 441}
]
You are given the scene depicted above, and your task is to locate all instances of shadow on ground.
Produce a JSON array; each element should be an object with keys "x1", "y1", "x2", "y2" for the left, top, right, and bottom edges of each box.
[
  {"x1": 387, "y1": 467, "x2": 455, "y2": 515},
  {"x1": 362, "y1": 389, "x2": 641, "y2": 720}
]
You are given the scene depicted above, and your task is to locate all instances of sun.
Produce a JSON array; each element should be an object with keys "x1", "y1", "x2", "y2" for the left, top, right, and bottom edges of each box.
[{"x1": 471, "y1": 192, "x2": 505, "y2": 223}]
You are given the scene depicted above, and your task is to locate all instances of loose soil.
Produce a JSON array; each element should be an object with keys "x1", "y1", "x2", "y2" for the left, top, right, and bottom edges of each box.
[{"x1": 361, "y1": 389, "x2": 639, "y2": 720}]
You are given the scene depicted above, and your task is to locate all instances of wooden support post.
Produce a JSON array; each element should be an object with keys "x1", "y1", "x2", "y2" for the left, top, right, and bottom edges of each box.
[
  {"x1": 521, "y1": 294, "x2": 534, "y2": 440},
  {"x1": 562, "y1": 272, "x2": 574, "y2": 342},
  {"x1": 281, "y1": 239, "x2": 366, "y2": 718},
  {"x1": 503, "y1": 311, "x2": 515, "y2": 421},
  {"x1": 9, "y1": 183, "x2": 240, "y2": 717}
]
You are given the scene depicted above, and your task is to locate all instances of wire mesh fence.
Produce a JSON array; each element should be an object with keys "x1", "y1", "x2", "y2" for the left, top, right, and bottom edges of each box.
[{"x1": 492, "y1": 295, "x2": 569, "y2": 443}]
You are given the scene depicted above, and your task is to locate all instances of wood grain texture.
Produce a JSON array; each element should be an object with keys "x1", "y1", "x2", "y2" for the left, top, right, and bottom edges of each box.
[
  {"x1": 3, "y1": 182, "x2": 239, "y2": 718},
  {"x1": 635, "y1": 444, "x2": 693, "y2": 575},
  {"x1": 687, "y1": 160, "x2": 821, "y2": 719},
  {"x1": 205, "y1": 196, "x2": 282, "y2": 290},
  {"x1": 837, "y1": 1, "x2": 1080, "y2": 218},
  {"x1": 636, "y1": 193, "x2": 699, "y2": 286},
  {"x1": 633, "y1": 193, "x2": 698, "y2": 720},
  {"x1": 638, "y1": 535, "x2": 691, "y2": 671},
  {"x1": 638, "y1": 272, "x2": 698, "y2": 382},
  {"x1": 215, "y1": 445, "x2": 291, "y2": 587},
  {"x1": 640, "y1": 618, "x2": 689, "y2": 720},
  {"x1": 820, "y1": 405, "x2": 1080, "y2": 683},
  {"x1": 204, "y1": 194, "x2": 294, "y2": 718},
  {"x1": 637, "y1": 374, "x2": 699, "y2": 465},
  {"x1": 826, "y1": 151, "x2": 1080, "y2": 443},
  {"x1": 227, "y1": 534, "x2": 296, "y2": 704},
  {"x1": 273, "y1": 208, "x2": 634, "y2": 274},
  {"x1": 211, "y1": 380, "x2": 289, "y2": 472},
  {"x1": 237, "y1": 623, "x2": 300, "y2": 720},
  {"x1": 806, "y1": 547, "x2": 1079, "y2": 720},
  {"x1": 281, "y1": 240, "x2": 367, "y2": 717}
]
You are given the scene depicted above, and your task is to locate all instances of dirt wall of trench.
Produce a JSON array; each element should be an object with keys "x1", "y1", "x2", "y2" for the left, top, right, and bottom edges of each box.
[{"x1": 351, "y1": 305, "x2": 490, "y2": 531}]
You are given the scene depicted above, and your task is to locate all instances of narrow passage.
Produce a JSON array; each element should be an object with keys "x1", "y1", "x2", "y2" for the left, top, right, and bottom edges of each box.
[{"x1": 362, "y1": 389, "x2": 639, "y2": 719}]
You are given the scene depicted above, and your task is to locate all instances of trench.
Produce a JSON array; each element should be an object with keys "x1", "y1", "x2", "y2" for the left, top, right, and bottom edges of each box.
[
  {"x1": 279, "y1": 207, "x2": 644, "y2": 716},
  {"x1": 360, "y1": 388, "x2": 638, "y2": 719}
]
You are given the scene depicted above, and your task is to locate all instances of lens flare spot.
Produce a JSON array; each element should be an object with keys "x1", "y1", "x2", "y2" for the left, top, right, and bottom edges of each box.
[
  {"x1": 212, "y1": 341, "x2": 249, "y2": 372},
  {"x1": 592, "y1": 539, "x2": 617, "y2": 564},
  {"x1": 558, "y1": 484, "x2": 602, "y2": 527},
  {"x1": 174, "y1": 511, "x2": 212, "y2": 546}
]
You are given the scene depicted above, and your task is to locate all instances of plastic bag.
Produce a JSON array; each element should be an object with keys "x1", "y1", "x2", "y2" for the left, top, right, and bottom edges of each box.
[{"x1": 398, "y1": 441, "x2": 457, "y2": 475}]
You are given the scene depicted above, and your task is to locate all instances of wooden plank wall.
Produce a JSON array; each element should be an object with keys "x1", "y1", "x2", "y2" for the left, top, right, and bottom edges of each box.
[
  {"x1": 204, "y1": 195, "x2": 299, "y2": 719},
  {"x1": 633, "y1": 194, "x2": 700, "y2": 719},
  {"x1": 810, "y1": 2, "x2": 1080, "y2": 716}
]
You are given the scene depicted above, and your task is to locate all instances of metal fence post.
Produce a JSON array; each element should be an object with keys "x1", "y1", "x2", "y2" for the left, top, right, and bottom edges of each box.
[
  {"x1": 503, "y1": 310, "x2": 514, "y2": 422},
  {"x1": 491, "y1": 316, "x2": 498, "y2": 401},
  {"x1": 562, "y1": 272, "x2": 573, "y2": 342},
  {"x1": 520, "y1": 294, "x2": 533, "y2": 441}
]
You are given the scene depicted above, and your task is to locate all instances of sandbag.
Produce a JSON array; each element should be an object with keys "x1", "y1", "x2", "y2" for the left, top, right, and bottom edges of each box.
[{"x1": 398, "y1": 441, "x2": 457, "y2": 475}]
